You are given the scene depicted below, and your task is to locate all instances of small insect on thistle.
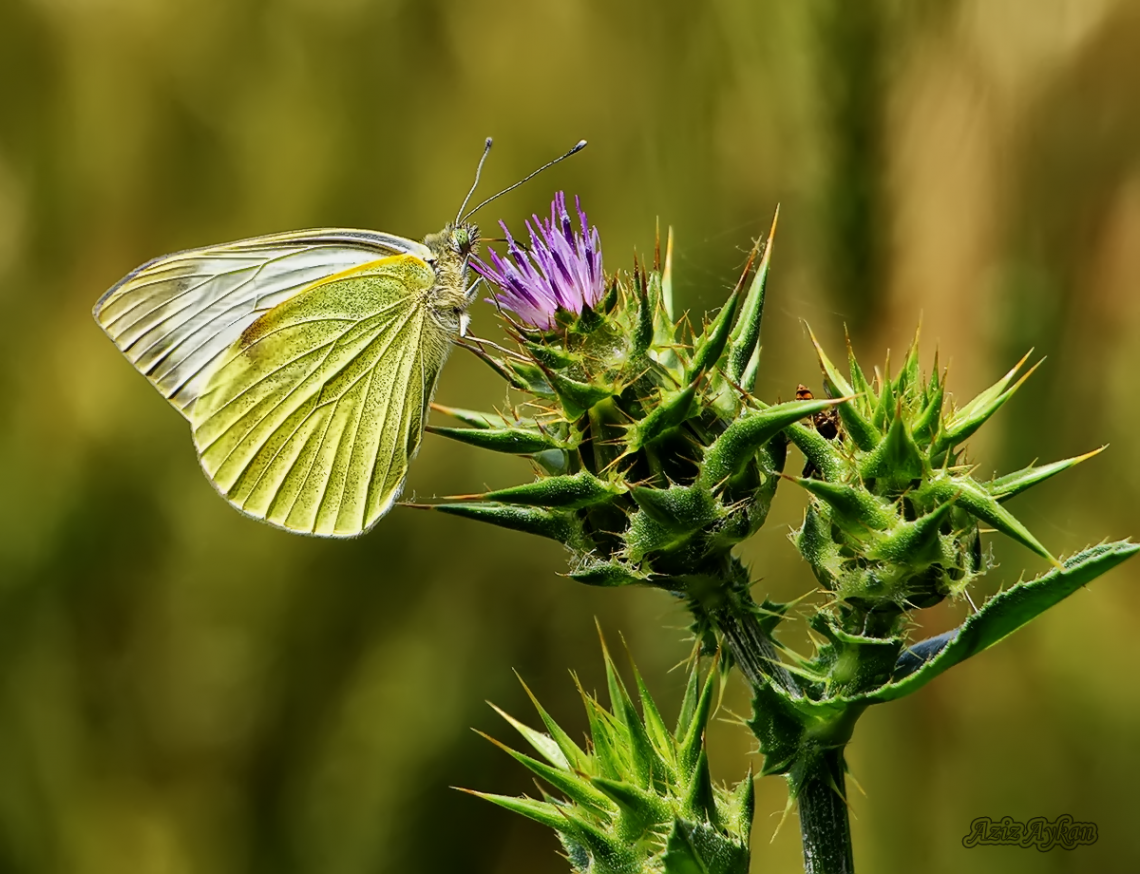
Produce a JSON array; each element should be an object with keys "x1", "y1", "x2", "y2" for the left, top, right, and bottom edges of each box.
[{"x1": 92, "y1": 138, "x2": 585, "y2": 538}]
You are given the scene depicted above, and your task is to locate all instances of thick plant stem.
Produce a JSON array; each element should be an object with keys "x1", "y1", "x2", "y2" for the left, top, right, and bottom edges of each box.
[
  {"x1": 797, "y1": 748, "x2": 855, "y2": 874},
  {"x1": 712, "y1": 602, "x2": 800, "y2": 696},
  {"x1": 703, "y1": 583, "x2": 856, "y2": 874}
]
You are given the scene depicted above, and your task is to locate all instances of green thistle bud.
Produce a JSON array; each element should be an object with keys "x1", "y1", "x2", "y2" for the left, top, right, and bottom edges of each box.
[
  {"x1": 462, "y1": 639, "x2": 753, "y2": 874},
  {"x1": 789, "y1": 327, "x2": 1100, "y2": 616}
]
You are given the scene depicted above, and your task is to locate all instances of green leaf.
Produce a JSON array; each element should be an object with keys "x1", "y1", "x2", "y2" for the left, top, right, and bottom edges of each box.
[
  {"x1": 429, "y1": 405, "x2": 515, "y2": 429},
  {"x1": 846, "y1": 333, "x2": 873, "y2": 415},
  {"x1": 794, "y1": 477, "x2": 895, "y2": 531},
  {"x1": 857, "y1": 411, "x2": 925, "y2": 487},
  {"x1": 899, "y1": 326, "x2": 922, "y2": 394},
  {"x1": 923, "y1": 474, "x2": 1056, "y2": 564},
  {"x1": 517, "y1": 676, "x2": 592, "y2": 773},
  {"x1": 633, "y1": 266, "x2": 655, "y2": 357},
  {"x1": 488, "y1": 702, "x2": 570, "y2": 769},
  {"x1": 700, "y1": 398, "x2": 840, "y2": 487},
  {"x1": 784, "y1": 421, "x2": 845, "y2": 483},
  {"x1": 687, "y1": 280, "x2": 745, "y2": 383},
  {"x1": 681, "y1": 749, "x2": 719, "y2": 827},
  {"x1": 675, "y1": 663, "x2": 701, "y2": 743},
  {"x1": 577, "y1": 683, "x2": 628, "y2": 782},
  {"x1": 933, "y1": 352, "x2": 1040, "y2": 457},
  {"x1": 432, "y1": 503, "x2": 582, "y2": 545},
  {"x1": 625, "y1": 383, "x2": 699, "y2": 451},
  {"x1": 459, "y1": 789, "x2": 568, "y2": 832},
  {"x1": 659, "y1": 226, "x2": 676, "y2": 322},
  {"x1": 589, "y1": 776, "x2": 672, "y2": 830},
  {"x1": 677, "y1": 667, "x2": 716, "y2": 778},
  {"x1": 465, "y1": 471, "x2": 623, "y2": 509},
  {"x1": 865, "y1": 500, "x2": 954, "y2": 565},
  {"x1": 562, "y1": 810, "x2": 638, "y2": 872},
  {"x1": 863, "y1": 541, "x2": 1139, "y2": 704},
  {"x1": 729, "y1": 773, "x2": 755, "y2": 837},
  {"x1": 570, "y1": 560, "x2": 652, "y2": 587},
  {"x1": 426, "y1": 424, "x2": 565, "y2": 455},
  {"x1": 985, "y1": 447, "x2": 1105, "y2": 502},
  {"x1": 630, "y1": 484, "x2": 719, "y2": 532},
  {"x1": 747, "y1": 681, "x2": 806, "y2": 776},
  {"x1": 479, "y1": 734, "x2": 615, "y2": 814},
  {"x1": 805, "y1": 323, "x2": 854, "y2": 398},
  {"x1": 661, "y1": 819, "x2": 750, "y2": 874},
  {"x1": 546, "y1": 368, "x2": 616, "y2": 419},
  {"x1": 631, "y1": 659, "x2": 678, "y2": 769},
  {"x1": 835, "y1": 399, "x2": 879, "y2": 454},
  {"x1": 727, "y1": 210, "x2": 777, "y2": 384},
  {"x1": 601, "y1": 635, "x2": 661, "y2": 790}
]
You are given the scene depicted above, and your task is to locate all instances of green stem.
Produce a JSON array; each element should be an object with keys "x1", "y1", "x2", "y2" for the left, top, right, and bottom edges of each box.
[
  {"x1": 702, "y1": 579, "x2": 856, "y2": 874},
  {"x1": 711, "y1": 599, "x2": 800, "y2": 697},
  {"x1": 797, "y1": 749, "x2": 855, "y2": 874}
]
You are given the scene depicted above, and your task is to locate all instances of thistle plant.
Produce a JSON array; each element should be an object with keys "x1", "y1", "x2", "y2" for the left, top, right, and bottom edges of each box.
[
  {"x1": 466, "y1": 638, "x2": 753, "y2": 874},
  {"x1": 438, "y1": 192, "x2": 1136, "y2": 873}
]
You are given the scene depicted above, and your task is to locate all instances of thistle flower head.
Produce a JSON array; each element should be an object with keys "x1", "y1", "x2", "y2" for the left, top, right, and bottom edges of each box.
[
  {"x1": 432, "y1": 208, "x2": 834, "y2": 605},
  {"x1": 473, "y1": 191, "x2": 604, "y2": 330}
]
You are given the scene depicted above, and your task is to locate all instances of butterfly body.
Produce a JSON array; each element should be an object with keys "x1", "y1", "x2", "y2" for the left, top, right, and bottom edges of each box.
[{"x1": 94, "y1": 221, "x2": 479, "y2": 537}]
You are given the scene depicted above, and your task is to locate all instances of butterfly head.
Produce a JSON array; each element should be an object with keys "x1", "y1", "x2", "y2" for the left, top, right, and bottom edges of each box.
[{"x1": 423, "y1": 220, "x2": 480, "y2": 337}]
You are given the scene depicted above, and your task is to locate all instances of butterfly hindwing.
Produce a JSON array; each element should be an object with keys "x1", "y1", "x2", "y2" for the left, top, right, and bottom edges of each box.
[{"x1": 190, "y1": 254, "x2": 453, "y2": 537}]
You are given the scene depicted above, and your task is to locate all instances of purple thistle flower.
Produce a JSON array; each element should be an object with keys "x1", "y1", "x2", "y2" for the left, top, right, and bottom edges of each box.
[{"x1": 472, "y1": 192, "x2": 604, "y2": 330}]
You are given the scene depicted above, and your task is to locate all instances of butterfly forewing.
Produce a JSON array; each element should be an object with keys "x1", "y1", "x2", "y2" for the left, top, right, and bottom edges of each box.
[
  {"x1": 93, "y1": 230, "x2": 433, "y2": 416},
  {"x1": 189, "y1": 254, "x2": 453, "y2": 537}
]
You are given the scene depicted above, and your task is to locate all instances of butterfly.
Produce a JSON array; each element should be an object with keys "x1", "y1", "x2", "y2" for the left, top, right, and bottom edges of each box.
[{"x1": 93, "y1": 139, "x2": 585, "y2": 538}]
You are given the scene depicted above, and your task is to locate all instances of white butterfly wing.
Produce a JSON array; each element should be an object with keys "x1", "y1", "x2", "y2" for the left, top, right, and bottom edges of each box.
[
  {"x1": 188, "y1": 254, "x2": 454, "y2": 537},
  {"x1": 93, "y1": 229, "x2": 433, "y2": 416}
]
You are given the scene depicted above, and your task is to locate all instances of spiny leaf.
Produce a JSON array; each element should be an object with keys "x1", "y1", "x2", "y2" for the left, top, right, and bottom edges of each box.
[
  {"x1": 986, "y1": 447, "x2": 1105, "y2": 502},
  {"x1": 863, "y1": 540, "x2": 1140, "y2": 704},
  {"x1": 727, "y1": 208, "x2": 778, "y2": 384},
  {"x1": 924, "y1": 474, "x2": 1057, "y2": 565},
  {"x1": 600, "y1": 631, "x2": 661, "y2": 790},
  {"x1": 478, "y1": 732, "x2": 615, "y2": 814},
  {"x1": 633, "y1": 263, "x2": 655, "y2": 357},
  {"x1": 681, "y1": 748, "x2": 719, "y2": 828},
  {"x1": 934, "y1": 352, "x2": 1040, "y2": 457},
  {"x1": 452, "y1": 471, "x2": 623, "y2": 509},
  {"x1": 630, "y1": 657, "x2": 678, "y2": 770},
  {"x1": 488, "y1": 702, "x2": 569, "y2": 769},
  {"x1": 858, "y1": 409, "x2": 925, "y2": 487},
  {"x1": 458, "y1": 789, "x2": 568, "y2": 832},
  {"x1": 785, "y1": 421, "x2": 845, "y2": 482},
  {"x1": 806, "y1": 322, "x2": 854, "y2": 398},
  {"x1": 630, "y1": 484, "x2": 720, "y2": 532},
  {"x1": 624, "y1": 383, "x2": 699, "y2": 451},
  {"x1": 517, "y1": 675, "x2": 592, "y2": 773},
  {"x1": 865, "y1": 500, "x2": 955, "y2": 565},
  {"x1": 430, "y1": 404, "x2": 515, "y2": 429},
  {"x1": 677, "y1": 667, "x2": 716, "y2": 778},
  {"x1": 545, "y1": 368, "x2": 616, "y2": 419},
  {"x1": 700, "y1": 398, "x2": 842, "y2": 488},
  {"x1": 432, "y1": 503, "x2": 582, "y2": 544},
  {"x1": 793, "y1": 477, "x2": 895, "y2": 531},
  {"x1": 687, "y1": 278, "x2": 746, "y2": 384},
  {"x1": 661, "y1": 819, "x2": 750, "y2": 874},
  {"x1": 426, "y1": 424, "x2": 565, "y2": 455}
]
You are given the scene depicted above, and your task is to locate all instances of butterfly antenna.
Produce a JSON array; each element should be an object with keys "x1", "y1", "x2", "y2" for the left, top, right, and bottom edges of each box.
[
  {"x1": 461, "y1": 139, "x2": 587, "y2": 222},
  {"x1": 455, "y1": 137, "x2": 495, "y2": 224}
]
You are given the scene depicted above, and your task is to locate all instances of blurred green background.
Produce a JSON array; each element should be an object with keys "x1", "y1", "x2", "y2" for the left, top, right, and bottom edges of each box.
[{"x1": 1, "y1": 0, "x2": 1138, "y2": 871}]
